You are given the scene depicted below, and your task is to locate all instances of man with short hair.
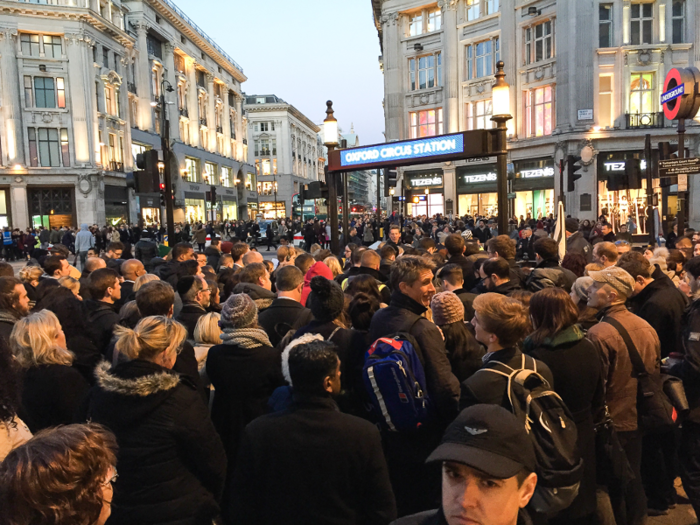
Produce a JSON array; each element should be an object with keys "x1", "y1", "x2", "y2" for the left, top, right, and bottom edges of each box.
[
  {"x1": 295, "y1": 252, "x2": 316, "y2": 277},
  {"x1": 565, "y1": 218, "x2": 592, "y2": 262},
  {"x1": 392, "y1": 404, "x2": 538, "y2": 525},
  {"x1": 86, "y1": 268, "x2": 122, "y2": 354},
  {"x1": 258, "y1": 265, "x2": 313, "y2": 347},
  {"x1": 340, "y1": 250, "x2": 391, "y2": 302},
  {"x1": 473, "y1": 219, "x2": 492, "y2": 244},
  {"x1": 444, "y1": 233, "x2": 485, "y2": 291},
  {"x1": 156, "y1": 242, "x2": 195, "y2": 286},
  {"x1": 119, "y1": 259, "x2": 146, "y2": 303},
  {"x1": 205, "y1": 237, "x2": 222, "y2": 271},
  {"x1": 74, "y1": 223, "x2": 95, "y2": 269},
  {"x1": 616, "y1": 240, "x2": 632, "y2": 256},
  {"x1": 43, "y1": 254, "x2": 71, "y2": 279},
  {"x1": 486, "y1": 235, "x2": 526, "y2": 288},
  {"x1": 592, "y1": 241, "x2": 618, "y2": 268},
  {"x1": 79, "y1": 256, "x2": 106, "y2": 300},
  {"x1": 242, "y1": 250, "x2": 263, "y2": 266},
  {"x1": 419, "y1": 238, "x2": 436, "y2": 254},
  {"x1": 586, "y1": 266, "x2": 660, "y2": 525},
  {"x1": 176, "y1": 275, "x2": 211, "y2": 339},
  {"x1": 227, "y1": 340, "x2": 396, "y2": 524},
  {"x1": 0, "y1": 276, "x2": 30, "y2": 345},
  {"x1": 437, "y1": 264, "x2": 477, "y2": 322},
  {"x1": 234, "y1": 262, "x2": 276, "y2": 312},
  {"x1": 516, "y1": 227, "x2": 537, "y2": 261},
  {"x1": 378, "y1": 244, "x2": 396, "y2": 280},
  {"x1": 335, "y1": 246, "x2": 367, "y2": 284},
  {"x1": 103, "y1": 241, "x2": 123, "y2": 261},
  {"x1": 195, "y1": 252, "x2": 208, "y2": 269},
  {"x1": 525, "y1": 237, "x2": 577, "y2": 292},
  {"x1": 387, "y1": 225, "x2": 402, "y2": 254},
  {"x1": 481, "y1": 257, "x2": 521, "y2": 295},
  {"x1": 219, "y1": 253, "x2": 234, "y2": 270},
  {"x1": 369, "y1": 256, "x2": 460, "y2": 516}
]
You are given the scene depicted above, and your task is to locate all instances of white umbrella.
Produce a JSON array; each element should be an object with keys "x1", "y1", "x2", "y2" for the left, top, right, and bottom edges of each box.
[{"x1": 553, "y1": 200, "x2": 566, "y2": 261}]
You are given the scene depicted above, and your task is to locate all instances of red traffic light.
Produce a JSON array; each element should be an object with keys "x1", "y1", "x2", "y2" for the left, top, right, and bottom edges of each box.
[{"x1": 159, "y1": 183, "x2": 165, "y2": 191}]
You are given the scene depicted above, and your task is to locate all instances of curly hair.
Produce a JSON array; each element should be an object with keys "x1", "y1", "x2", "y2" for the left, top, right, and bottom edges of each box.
[{"x1": 0, "y1": 423, "x2": 118, "y2": 525}]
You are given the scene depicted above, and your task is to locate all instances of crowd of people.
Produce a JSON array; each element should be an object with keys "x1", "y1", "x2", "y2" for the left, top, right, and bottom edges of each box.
[{"x1": 0, "y1": 211, "x2": 699, "y2": 525}]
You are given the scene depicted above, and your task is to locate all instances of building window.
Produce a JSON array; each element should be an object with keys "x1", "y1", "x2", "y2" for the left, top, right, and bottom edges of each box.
[
  {"x1": 245, "y1": 172, "x2": 255, "y2": 190},
  {"x1": 175, "y1": 54, "x2": 185, "y2": 74},
  {"x1": 524, "y1": 86, "x2": 554, "y2": 138},
  {"x1": 630, "y1": 2, "x2": 653, "y2": 45},
  {"x1": 131, "y1": 143, "x2": 147, "y2": 167},
  {"x1": 114, "y1": 53, "x2": 120, "y2": 74},
  {"x1": 204, "y1": 162, "x2": 217, "y2": 183},
  {"x1": 28, "y1": 128, "x2": 68, "y2": 167},
  {"x1": 23, "y1": 76, "x2": 33, "y2": 107},
  {"x1": 34, "y1": 78, "x2": 55, "y2": 108},
  {"x1": 408, "y1": 7, "x2": 441, "y2": 36},
  {"x1": 466, "y1": 39, "x2": 498, "y2": 80},
  {"x1": 43, "y1": 36, "x2": 62, "y2": 58},
  {"x1": 466, "y1": 0, "x2": 499, "y2": 21},
  {"x1": 56, "y1": 78, "x2": 66, "y2": 108},
  {"x1": 525, "y1": 20, "x2": 554, "y2": 64},
  {"x1": 104, "y1": 86, "x2": 114, "y2": 115},
  {"x1": 629, "y1": 73, "x2": 654, "y2": 115},
  {"x1": 409, "y1": 108, "x2": 444, "y2": 138},
  {"x1": 20, "y1": 34, "x2": 40, "y2": 56},
  {"x1": 146, "y1": 34, "x2": 162, "y2": 59},
  {"x1": 672, "y1": 0, "x2": 685, "y2": 44},
  {"x1": 102, "y1": 47, "x2": 109, "y2": 69},
  {"x1": 409, "y1": 54, "x2": 441, "y2": 90},
  {"x1": 599, "y1": 4, "x2": 613, "y2": 47},
  {"x1": 184, "y1": 157, "x2": 198, "y2": 182},
  {"x1": 466, "y1": 100, "x2": 493, "y2": 130},
  {"x1": 260, "y1": 122, "x2": 269, "y2": 132},
  {"x1": 598, "y1": 75, "x2": 613, "y2": 128},
  {"x1": 221, "y1": 166, "x2": 232, "y2": 187}
]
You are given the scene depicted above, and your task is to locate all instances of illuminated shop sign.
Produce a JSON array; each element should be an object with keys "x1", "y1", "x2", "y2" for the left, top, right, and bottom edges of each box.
[
  {"x1": 604, "y1": 160, "x2": 647, "y2": 172},
  {"x1": 464, "y1": 172, "x2": 497, "y2": 183},
  {"x1": 409, "y1": 176, "x2": 443, "y2": 187},
  {"x1": 520, "y1": 167, "x2": 555, "y2": 178},
  {"x1": 339, "y1": 134, "x2": 465, "y2": 168}
]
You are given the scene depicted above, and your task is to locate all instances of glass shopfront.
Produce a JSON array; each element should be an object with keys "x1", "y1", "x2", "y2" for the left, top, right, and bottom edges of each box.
[
  {"x1": 597, "y1": 151, "x2": 658, "y2": 235},
  {"x1": 185, "y1": 197, "x2": 206, "y2": 223},
  {"x1": 247, "y1": 202, "x2": 259, "y2": 219},
  {"x1": 456, "y1": 162, "x2": 498, "y2": 217},
  {"x1": 260, "y1": 201, "x2": 286, "y2": 219},
  {"x1": 29, "y1": 187, "x2": 75, "y2": 228},
  {"x1": 512, "y1": 158, "x2": 555, "y2": 220},
  {"x1": 405, "y1": 169, "x2": 445, "y2": 217},
  {"x1": 222, "y1": 199, "x2": 237, "y2": 221}
]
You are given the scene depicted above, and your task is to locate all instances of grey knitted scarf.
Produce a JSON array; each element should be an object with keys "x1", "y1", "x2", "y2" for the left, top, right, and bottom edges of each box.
[{"x1": 220, "y1": 328, "x2": 272, "y2": 349}]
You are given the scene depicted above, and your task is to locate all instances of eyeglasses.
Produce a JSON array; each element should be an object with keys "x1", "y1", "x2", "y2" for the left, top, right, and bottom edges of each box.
[
  {"x1": 201, "y1": 288, "x2": 211, "y2": 293},
  {"x1": 102, "y1": 467, "x2": 118, "y2": 486}
]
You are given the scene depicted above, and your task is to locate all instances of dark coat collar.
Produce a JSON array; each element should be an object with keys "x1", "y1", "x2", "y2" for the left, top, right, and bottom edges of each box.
[
  {"x1": 389, "y1": 290, "x2": 427, "y2": 315},
  {"x1": 628, "y1": 274, "x2": 675, "y2": 306},
  {"x1": 535, "y1": 258, "x2": 560, "y2": 269},
  {"x1": 291, "y1": 393, "x2": 339, "y2": 411}
]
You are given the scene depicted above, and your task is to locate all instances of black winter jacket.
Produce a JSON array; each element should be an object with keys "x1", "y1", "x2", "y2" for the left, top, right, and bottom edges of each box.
[
  {"x1": 86, "y1": 300, "x2": 119, "y2": 355},
  {"x1": 226, "y1": 394, "x2": 396, "y2": 525},
  {"x1": 134, "y1": 238, "x2": 158, "y2": 270},
  {"x1": 81, "y1": 360, "x2": 226, "y2": 525},
  {"x1": 176, "y1": 302, "x2": 208, "y2": 340},
  {"x1": 679, "y1": 298, "x2": 700, "y2": 423},
  {"x1": 205, "y1": 246, "x2": 222, "y2": 271},
  {"x1": 525, "y1": 258, "x2": 577, "y2": 293},
  {"x1": 257, "y1": 298, "x2": 313, "y2": 347}
]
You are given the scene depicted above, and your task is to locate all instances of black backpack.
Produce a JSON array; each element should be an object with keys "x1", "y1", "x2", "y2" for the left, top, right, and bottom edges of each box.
[{"x1": 478, "y1": 355, "x2": 583, "y2": 517}]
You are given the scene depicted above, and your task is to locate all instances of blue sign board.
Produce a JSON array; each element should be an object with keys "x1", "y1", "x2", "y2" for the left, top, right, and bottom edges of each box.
[
  {"x1": 661, "y1": 84, "x2": 685, "y2": 105},
  {"x1": 2, "y1": 231, "x2": 10, "y2": 246},
  {"x1": 338, "y1": 133, "x2": 465, "y2": 169}
]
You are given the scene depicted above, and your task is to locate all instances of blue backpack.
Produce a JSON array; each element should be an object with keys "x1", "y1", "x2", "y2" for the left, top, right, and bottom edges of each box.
[{"x1": 362, "y1": 319, "x2": 432, "y2": 432}]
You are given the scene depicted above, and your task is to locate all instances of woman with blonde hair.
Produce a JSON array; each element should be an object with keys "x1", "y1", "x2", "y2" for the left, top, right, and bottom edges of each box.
[
  {"x1": 193, "y1": 311, "x2": 222, "y2": 369},
  {"x1": 81, "y1": 315, "x2": 226, "y2": 525},
  {"x1": 11, "y1": 310, "x2": 89, "y2": 432},
  {"x1": 323, "y1": 255, "x2": 343, "y2": 279},
  {"x1": 18, "y1": 265, "x2": 43, "y2": 305},
  {"x1": 58, "y1": 276, "x2": 82, "y2": 300},
  {"x1": 132, "y1": 272, "x2": 159, "y2": 293}
]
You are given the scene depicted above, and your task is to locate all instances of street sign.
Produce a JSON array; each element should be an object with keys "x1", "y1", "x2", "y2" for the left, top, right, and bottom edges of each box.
[
  {"x1": 662, "y1": 67, "x2": 700, "y2": 121},
  {"x1": 661, "y1": 84, "x2": 685, "y2": 105},
  {"x1": 507, "y1": 192, "x2": 516, "y2": 199},
  {"x1": 678, "y1": 174, "x2": 688, "y2": 192},
  {"x1": 659, "y1": 157, "x2": 700, "y2": 176}
]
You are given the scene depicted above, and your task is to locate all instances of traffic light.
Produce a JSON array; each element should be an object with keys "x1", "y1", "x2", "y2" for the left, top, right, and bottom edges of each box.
[
  {"x1": 159, "y1": 182, "x2": 166, "y2": 206},
  {"x1": 387, "y1": 169, "x2": 398, "y2": 187},
  {"x1": 210, "y1": 185, "x2": 217, "y2": 203},
  {"x1": 625, "y1": 159, "x2": 643, "y2": 189},
  {"x1": 134, "y1": 150, "x2": 160, "y2": 193},
  {"x1": 566, "y1": 155, "x2": 583, "y2": 192}
]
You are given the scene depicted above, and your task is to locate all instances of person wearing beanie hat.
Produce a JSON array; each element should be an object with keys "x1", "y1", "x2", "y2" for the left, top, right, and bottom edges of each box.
[
  {"x1": 431, "y1": 292, "x2": 484, "y2": 383},
  {"x1": 585, "y1": 266, "x2": 660, "y2": 525},
  {"x1": 292, "y1": 276, "x2": 367, "y2": 415},
  {"x1": 392, "y1": 404, "x2": 538, "y2": 525},
  {"x1": 569, "y1": 276, "x2": 599, "y2": 330},
  {"x1": 205, "y1": 293, "x2": 286, "y2": 479},
  {"x1": 565, "y1": 218, "x2": 592, "y2": 263}
]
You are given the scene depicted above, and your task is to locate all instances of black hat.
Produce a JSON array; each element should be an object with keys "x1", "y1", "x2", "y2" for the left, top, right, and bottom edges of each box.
[
  {"x1": 306, "y1": 276, "x2": 344, "y2": 323},
  {"x1": 565, "y1": 218, "x2": 579, "y2": 234},
  {"x1": 426, "y1": 404, "x2": 536, "y2": 478}
]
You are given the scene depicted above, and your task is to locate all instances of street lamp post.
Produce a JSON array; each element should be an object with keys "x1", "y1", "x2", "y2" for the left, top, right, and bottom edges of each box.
[
  {"x1": 490, "y1": 61, "x2": 512, "y2": 237},
  {"x1": 158, "y1": 79, "x2": 176, "y2": 245},
  {"x1": 323, "y1": 101, "x2": 340, "y2": 254}
]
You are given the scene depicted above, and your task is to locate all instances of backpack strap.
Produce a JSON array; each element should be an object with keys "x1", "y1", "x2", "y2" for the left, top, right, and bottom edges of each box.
[
  {"x1": 601, "y1": 316, "x2": 649, "y2": 378},
  {"x1": 327, "y1": 326, "x2": 342, "y2": 342}
]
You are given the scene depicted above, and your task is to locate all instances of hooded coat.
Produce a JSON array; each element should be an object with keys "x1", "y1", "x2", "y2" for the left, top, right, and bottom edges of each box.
[
  {"x1": 81, "y1": 360, "x2": 226, "y2": 525},
  {"x1": 231, "y1": 282, "x2": 276, "y2": 312},
  {"x1": 74, "y1": 224, "x2": 94, "y2": 253}
]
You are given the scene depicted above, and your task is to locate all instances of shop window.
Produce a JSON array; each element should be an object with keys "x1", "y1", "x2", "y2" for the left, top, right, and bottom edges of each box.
[
  {"x1": 598, "y1": 75, "x2": 613, "y2": 128},
  {"x1": 466, "y1": 38, "x2": 498, "y2": 80},
  {"x1": 672, "y1": 0, "x2": 685, "y2": 44},
  {"x1": 524, "y1": 86, "x2": 554, "y2": 138},
  {"x1": 630, "y1": 2, "x2": 653, "y2": 45},
  {"x1": 409, "y1": 108, "x2": 443, "y2": 138},
  {"x1": 629, "y1": 73, "x2": 653, "y2": 115},
  {"x1": 409, "y1": 54, "x2": 441, "y2": 90},
  {"x1": 599, "y1": 4, "x2": 613, "y2": 48},
  {"x1": 184, "y1": 157, "x2": 198, "y2": 182},
  {"x1": 28, "y1": 128, "x2": 68, "y2": 167},
  {"x1": 246, "y1": 173, "x2": 255, "y2": 191},
  {"x1": 466, "y1": 99, "x2": 493, "y2": 130},
  {"x1": 257, "y1": 181, "x2": 278, "y2": 196},
  {"x1": 525, "y1": 20, "x2": 554, "y2": 65}
]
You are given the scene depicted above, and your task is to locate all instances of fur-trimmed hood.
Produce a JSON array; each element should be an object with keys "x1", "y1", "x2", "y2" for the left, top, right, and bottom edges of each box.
[
  {"x1": 94, "y1": 360, "x2": 180, "y2": 396},
  {"x1": 87, "y1": 360, "x2": 183, "y2": 429}
]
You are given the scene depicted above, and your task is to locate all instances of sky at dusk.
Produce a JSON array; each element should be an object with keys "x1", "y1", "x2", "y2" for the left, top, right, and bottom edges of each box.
[{"x1": 173, "y1": 0, "x2": 387, "y2": 145}]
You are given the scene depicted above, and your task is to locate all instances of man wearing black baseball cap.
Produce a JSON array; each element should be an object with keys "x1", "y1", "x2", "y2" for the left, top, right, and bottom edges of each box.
[{"x1": 392, "y1": 404, "x2": 538, "y2": 525}]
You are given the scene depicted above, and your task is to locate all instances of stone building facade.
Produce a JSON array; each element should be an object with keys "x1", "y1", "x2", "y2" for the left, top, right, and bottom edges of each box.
[{"x1": 372, "y1": 0, "x2": 700, "y2": 232}]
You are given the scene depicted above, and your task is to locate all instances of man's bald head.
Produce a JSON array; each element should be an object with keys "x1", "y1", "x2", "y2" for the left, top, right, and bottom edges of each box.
[
  {"x1": 85, "y1": 257, "x2": 106, "y2": 273},
  {"x1": 121, "y1": 259, "x2": 146, "y2": 281},
  {"x1": 243, "y1": 250, "x2": 264, "y2": 266}
]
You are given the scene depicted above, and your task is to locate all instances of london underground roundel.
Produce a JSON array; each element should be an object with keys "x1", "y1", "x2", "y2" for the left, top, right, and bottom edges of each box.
[{"x1": 662, "y1": 67, "x2": 700, "y2": 121}]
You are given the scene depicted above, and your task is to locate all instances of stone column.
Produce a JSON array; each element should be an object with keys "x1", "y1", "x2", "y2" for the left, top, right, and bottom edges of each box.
[
  {"x1": 187, "y1": 59, "x2": 199, "y2": 148},
  {"x1": 440, "y1": 0, "x2": 459, "y2": 133},
  {"x1": 65, "y1": 33, "x2": 95, "y2": 166},
  {"x1": 381, "y1": 11, "x2": 403, "y2": 141},
  {"x1": 206, "y1": 73, "x2": 216, "y2": 152},
  {"x1": 135, "y1": 22, "x2": 153, "y2": 132},
  {"x1": 11, "y1": 185, "x2": 28, "y2": 230},
  {"x1": 235, "y1": 95, "x2": 243, "y2": 161},
  {"x1": 0, "y1": 30, "x2": 24, "y2": 166},
  {"x1": 222, "y1": 83, "x2": 231, "y2": 157},
  {"x1": 163, "y1": 42, "x2": 179, "y2": 142}
]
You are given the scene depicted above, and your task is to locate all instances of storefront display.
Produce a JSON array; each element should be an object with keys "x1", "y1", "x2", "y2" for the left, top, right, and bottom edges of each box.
[
  {"x1": 185, "y1": 198, "x2": 205, "y2": 223},
  {"x1": 29, "y1": 187, "x2": 74, "y2": 229},
  {"x1": 261, "y1": 201, "x2": 286, "y2": 219},
  {"x1": 405, "y1": 169, "x2": 445, "y2": 217},
  {"x1": 408, "y1": 194, "x2": 444, "y2": 216},
  {"x1": 458, "y1": 192, "x2": 498, "y2": 216},
  {"x1": 512, "y1": 158, "x2": 555, "y2": 220},
  {"x1": 222, "y1": 200, "x2": 237, "y2": 221},
  {"x1": 597, "y1": 152, "x2": 658, "y2": 235},
  {"x1": 247, "y1": 202, "x2": 259, "y2": 219},
  {"x1": 456, "y1": 162, "x2": 498, "y2": 216}
]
